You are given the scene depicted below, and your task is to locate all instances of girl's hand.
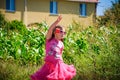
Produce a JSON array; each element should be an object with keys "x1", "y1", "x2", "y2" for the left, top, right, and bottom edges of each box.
[
  {"x1": 46, "y1": 15, "x2": 62, "y2": 40},
  {"x1": 56, "y1": 15, "x2": 62, "y2": 22}
]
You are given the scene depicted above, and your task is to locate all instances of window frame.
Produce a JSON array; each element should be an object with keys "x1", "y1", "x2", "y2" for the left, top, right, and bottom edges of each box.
[
  {"x1": 6, "y1": 0, "x2": 15, "y2": 12},
  {"x1": 50, "y1": 0, "x2": 58, "y2": 15},
  {"x1": 80, "y1": 3, "x2": 87, "y2": 17}
]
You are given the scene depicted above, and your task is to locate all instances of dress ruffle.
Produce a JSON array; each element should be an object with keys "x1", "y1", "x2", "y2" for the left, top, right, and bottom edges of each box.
[{"x1": 30, "y1": 61, "x2": 76, "y2": 80}]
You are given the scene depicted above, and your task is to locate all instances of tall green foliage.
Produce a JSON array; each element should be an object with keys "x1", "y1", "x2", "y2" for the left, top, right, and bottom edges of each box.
[
  {"x1": 0, "y1": 12, "x2": 7, "y2": 28},
  {"x1": 0, "y1": 13, "x2": 48, "y2": 65},
  {"x1": 63, "y1": 24, "x2": 120, "y2": 80}
]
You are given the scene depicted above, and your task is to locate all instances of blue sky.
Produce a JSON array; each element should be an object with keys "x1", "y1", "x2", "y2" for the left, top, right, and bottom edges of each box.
[{"x1": 96, "y1": 0, "x2": 118, "y2": 16}]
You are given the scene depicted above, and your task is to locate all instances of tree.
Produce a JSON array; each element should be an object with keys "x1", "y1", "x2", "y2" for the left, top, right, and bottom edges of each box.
[{"x1": 97, "y1": 0, "x2": 120, "y2": 27}]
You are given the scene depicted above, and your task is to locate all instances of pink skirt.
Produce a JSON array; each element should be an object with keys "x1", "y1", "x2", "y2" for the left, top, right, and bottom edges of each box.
[{"x1": 30, "y1": 61, "x2": 76, "y2": 80}]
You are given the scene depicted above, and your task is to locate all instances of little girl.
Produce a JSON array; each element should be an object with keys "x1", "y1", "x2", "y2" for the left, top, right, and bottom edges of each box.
[{"x1": 30, "y1": 15, "x2": 76, "y2": 80}]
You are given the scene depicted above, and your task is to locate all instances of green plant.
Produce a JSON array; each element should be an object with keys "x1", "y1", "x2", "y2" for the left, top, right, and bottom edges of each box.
[{"x1": 0, "y1": 12, "x2": 7, "y2": 28}]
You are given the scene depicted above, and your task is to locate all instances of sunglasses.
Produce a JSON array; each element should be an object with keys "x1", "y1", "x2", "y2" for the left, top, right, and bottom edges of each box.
[{"x1": 55, "y1": 28, "x2": 66, "y2": 34}]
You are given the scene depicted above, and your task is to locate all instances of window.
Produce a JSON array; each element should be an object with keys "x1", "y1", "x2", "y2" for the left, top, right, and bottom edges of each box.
[
  {"x1": 50, "y1": 0, "x2": 58, "y2": 15},
  {"x1": 6, "y1": 0, "x2": 15, "y2": 12},
  {"x1": 80, "y1": 3, "x2": 87, "y2": 16}
]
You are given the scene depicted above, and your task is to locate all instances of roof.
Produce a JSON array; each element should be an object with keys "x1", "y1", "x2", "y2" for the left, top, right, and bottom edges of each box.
[{"x1": 67, "y1": 0, "x2": 98, "y2": 3}]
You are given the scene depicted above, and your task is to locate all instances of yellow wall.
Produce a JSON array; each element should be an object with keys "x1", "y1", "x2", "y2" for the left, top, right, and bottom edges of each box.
[
  {"x1": 0, "y1": 0, "x2": 25, "y2": 21},
  {"x1": 0, "y1": 0, "x2": 96, "y2": 27}
]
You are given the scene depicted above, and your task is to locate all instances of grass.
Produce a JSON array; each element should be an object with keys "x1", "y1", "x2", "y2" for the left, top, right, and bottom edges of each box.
[{"x1": 0, "y1": 59, "x2": 42, "y2": 80}]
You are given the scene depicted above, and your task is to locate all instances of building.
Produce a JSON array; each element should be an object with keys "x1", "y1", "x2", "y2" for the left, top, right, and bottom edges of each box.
[{"x1": 0, "y1": 0, "x2": 98, "y2": 27}]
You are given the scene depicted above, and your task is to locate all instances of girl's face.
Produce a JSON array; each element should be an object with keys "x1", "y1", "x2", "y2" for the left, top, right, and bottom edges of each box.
[{"x1": 54, "y1": 28, "x2": 66, "y2": 40}]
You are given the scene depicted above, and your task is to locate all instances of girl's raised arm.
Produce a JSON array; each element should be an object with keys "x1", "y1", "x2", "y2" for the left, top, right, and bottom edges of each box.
[{"x1": 46, "y1": 15, "x2": 62, "y2": 40}]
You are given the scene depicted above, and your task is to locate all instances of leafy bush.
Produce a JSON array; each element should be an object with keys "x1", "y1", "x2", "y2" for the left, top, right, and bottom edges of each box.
[
  {"x1": 63, "y1": 23, "x2": 120, "y2": 80},
  {"x1": 0, "y1": 12, "x2": 7, "y2": 28},
  {"x1": 0, "y1": 21, "x2": 48, "y2": 65}
]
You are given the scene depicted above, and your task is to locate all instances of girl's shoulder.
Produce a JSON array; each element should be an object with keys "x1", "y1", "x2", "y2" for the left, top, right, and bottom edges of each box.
[{"x1": 46, "y1": 38, "x2": 56, "y2": 46}]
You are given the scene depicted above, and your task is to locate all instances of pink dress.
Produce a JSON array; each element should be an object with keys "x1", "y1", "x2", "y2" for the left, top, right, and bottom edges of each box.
[{"x1": 30, "y1": 38, "x2": 76, "y2": 80}]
